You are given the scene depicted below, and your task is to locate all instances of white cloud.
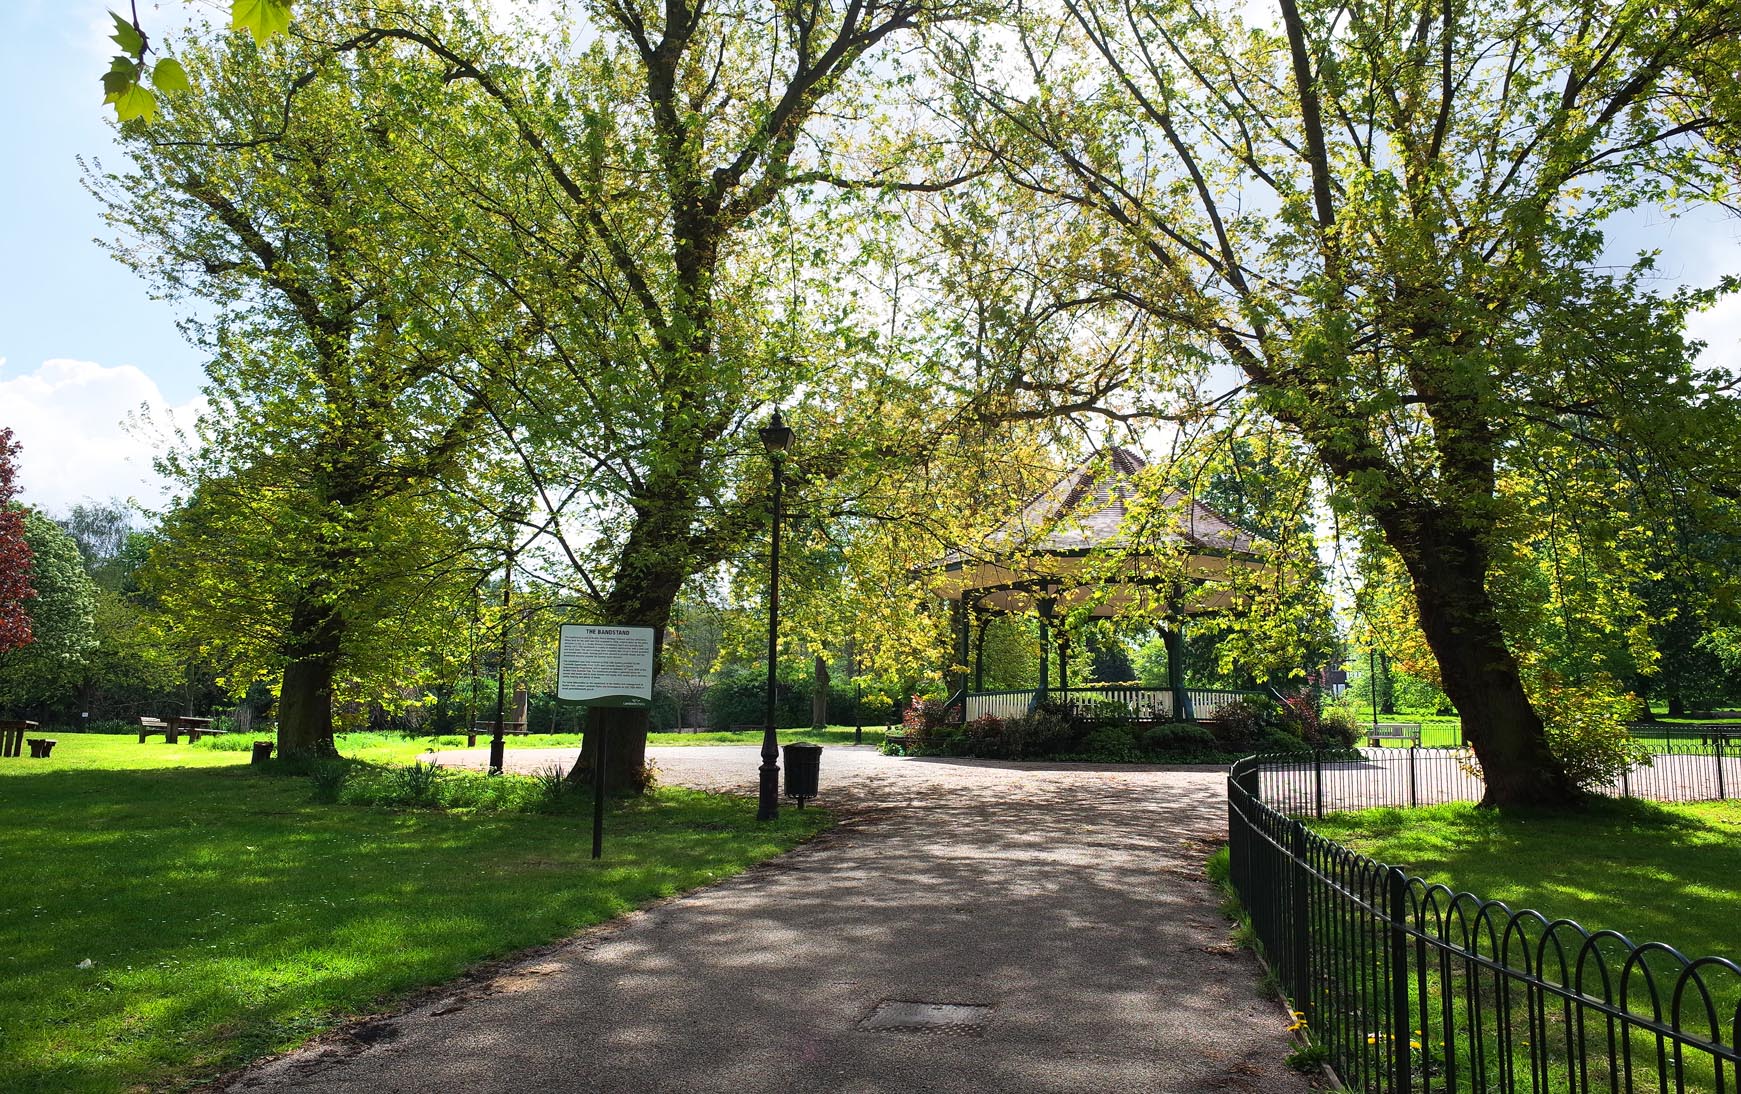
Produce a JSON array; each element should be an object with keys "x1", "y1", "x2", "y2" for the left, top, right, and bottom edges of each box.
[
  {"x1": 1688, "y1": 292, "x2": 1741, "y2": 376},
  {"x1": 0, "y1": 357, "x2": 205, "y2": 515}
]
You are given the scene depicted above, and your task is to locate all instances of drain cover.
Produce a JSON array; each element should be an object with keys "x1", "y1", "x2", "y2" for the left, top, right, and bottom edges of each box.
[{"x1": 858, "y1": 1000, "x2": 993, "y2": 1035}]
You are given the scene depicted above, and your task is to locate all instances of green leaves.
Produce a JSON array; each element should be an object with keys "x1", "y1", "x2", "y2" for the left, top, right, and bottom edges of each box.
[
  {"x1": 152, "y1": 58, "x2": 191, "y2": 95},
  {"x1": 100, "y1": 1, "x2": 287, "y2": 123},
  {"x1": 101, "y1": 10, "x2": 193, "y2": 123},
  {"x1": 109, "y1": 11, "x2": 144, "y2": 56},
  {"x1": 231, "y1": 0, "x2": 294, "y2": 46},
  {"x1": 101, "y1": 54, "x2": 136, "y2": 99},
  {"x1": 112, "y1": 82, "x2": 159, "y2": 124}
]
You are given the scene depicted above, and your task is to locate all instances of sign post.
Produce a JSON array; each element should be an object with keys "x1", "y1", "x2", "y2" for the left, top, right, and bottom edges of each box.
[{"x1": 557, "y1": 625, "x2": 656, "y2": 859}]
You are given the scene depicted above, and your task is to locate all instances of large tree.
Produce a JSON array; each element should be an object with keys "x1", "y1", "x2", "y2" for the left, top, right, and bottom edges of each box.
[
  {"x1": 938, "y1": 0, "x2": 1741, "y2": 804},
  {"x1": 0, "y1": 511, "x2": 98, "y2": 715},
  {"x1": 252, "y1": 0, "x2": 991, "y2": 788},
  {"x1": 92, "y1": 10, "x2": 507, "y2": 757}
]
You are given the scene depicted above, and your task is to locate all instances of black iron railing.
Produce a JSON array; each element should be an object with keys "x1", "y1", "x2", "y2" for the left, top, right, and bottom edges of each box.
[
  {"x1": 1227, "y1": 753, "x2": 1741, "y2": 1092},
  {"x1": 1252, "y1": 742, "x2": 1739, "y2": 819}
]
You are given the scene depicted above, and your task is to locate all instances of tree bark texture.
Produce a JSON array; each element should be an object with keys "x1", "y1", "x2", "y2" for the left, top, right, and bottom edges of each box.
[
  {"x1": 1378, "y1": 507, "x2": 1579, "y2": 807},
  {"x1": 277, "y1": 598, "x2": 341, "y2": 758}
]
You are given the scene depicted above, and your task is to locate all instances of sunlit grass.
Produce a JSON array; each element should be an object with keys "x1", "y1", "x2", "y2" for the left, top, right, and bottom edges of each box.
[
  {"x1": 1311, "y1": 797, "x2": 1741, "y2": 963},
  {"x1": 0, "y1": 735, "x2": 829, "y2": 1092}
]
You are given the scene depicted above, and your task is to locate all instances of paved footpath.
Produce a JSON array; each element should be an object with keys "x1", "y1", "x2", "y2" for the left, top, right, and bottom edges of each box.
[{"x1": 224, "y1": 746, "x2": 1311, "y2": 1093}]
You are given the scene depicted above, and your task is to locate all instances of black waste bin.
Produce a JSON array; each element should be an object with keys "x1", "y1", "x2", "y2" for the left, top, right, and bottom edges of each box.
[{"x1": 782, "y1": 742, "x2": 822, "y2": 807}]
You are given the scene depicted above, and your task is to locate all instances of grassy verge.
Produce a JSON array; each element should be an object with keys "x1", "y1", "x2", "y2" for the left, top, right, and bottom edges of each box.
[
  {"x1": 1220, "y1": 800, "x2": 1741, "y2": 1091},
  {"x1": 1309, "y1": 797, "x2": 1741, "y2": 963},
  {"x1": 0, "y1": 735, "x2": 830, "y2": 1093},
  {"x1": 161, "y1": 726, "x2": 872, "y2": 766}
]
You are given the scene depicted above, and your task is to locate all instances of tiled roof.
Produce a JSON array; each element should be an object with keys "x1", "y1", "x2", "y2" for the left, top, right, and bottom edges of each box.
[{"x1": 943, "y1": 446, "x2": 1260, "y2": 564}]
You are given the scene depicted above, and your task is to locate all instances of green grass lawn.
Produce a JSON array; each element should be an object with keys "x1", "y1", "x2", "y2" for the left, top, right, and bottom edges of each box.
[
  {"x1": 0, "y1": 735, "x2": 830, "y2": 1093},
  {"x1": 1310, "y1": 797, "x2": 1741, "y2": 963},
  {"x1": 1301, "y1": 799, "x2": 1740, "y2": 1092},
  {"x1": 153, "y1": 725, "x2": 876, "y2": 766}
]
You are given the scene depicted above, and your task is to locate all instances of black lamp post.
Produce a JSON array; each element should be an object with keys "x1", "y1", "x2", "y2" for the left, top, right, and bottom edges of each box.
[
  {"x1": 758, "y1": 411, "x2": 794, "y2": 821},
  {"x1": 489, "y1": 507, "x2": 523, "y2": 776}
]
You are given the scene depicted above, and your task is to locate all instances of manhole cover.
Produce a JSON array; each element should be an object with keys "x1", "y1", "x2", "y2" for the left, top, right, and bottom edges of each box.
[{"x1": 858, "y1": 1000, "x2": 993, "y2": 1035}]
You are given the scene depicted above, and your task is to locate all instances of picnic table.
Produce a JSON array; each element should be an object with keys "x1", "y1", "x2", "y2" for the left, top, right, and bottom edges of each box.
[
  {"x1": 175, "y1": 716, "x2": 226, "y2": 743},
  {"x1": 139, "y1": 716, "x2": 228, "y2": 744},
  {"x1": 1, "y1": 720, "x2": 38, "y2": 758}
]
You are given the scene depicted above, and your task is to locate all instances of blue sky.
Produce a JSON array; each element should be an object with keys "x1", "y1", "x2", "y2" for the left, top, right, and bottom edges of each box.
[
  {"x1": 1, "y1": 1, "x2": 1737, "y2": 516},
  {"x1": 1, "y1": 1, "x2": 208, "y2": 513}
]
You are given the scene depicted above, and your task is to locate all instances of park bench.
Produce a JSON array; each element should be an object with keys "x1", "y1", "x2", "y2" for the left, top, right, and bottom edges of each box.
[
  {"x1": 466, "y1": 720, "x2": 528, "y2": 748},
  {"x1": 1, "y1": 720, "x2": 37, "y2": 758},
  {"x1": 1365, "y1": 721, "x2": 1422, "y2": 747},
  {"x1": 25, "y1": 737, "x2": 56, "y2": 758},
  {"x1": 139, "y1": 716, "x2": 178, "y2": 743}
]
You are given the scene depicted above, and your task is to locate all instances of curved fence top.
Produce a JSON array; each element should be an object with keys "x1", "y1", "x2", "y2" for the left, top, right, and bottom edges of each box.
[{"x1": 1224, "y1": 748, "x2": 1740, "y2": 1093}]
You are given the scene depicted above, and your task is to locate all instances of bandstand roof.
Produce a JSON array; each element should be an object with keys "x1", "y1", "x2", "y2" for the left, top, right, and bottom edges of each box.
[{"x1": 927, "y1": 447, "x2": 1267, "y2": 619}]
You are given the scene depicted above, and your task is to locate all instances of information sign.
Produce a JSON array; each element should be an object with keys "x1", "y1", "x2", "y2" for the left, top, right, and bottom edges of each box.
[{"x1": 557, "y1": 624, "x2": 656, "y2": 708}]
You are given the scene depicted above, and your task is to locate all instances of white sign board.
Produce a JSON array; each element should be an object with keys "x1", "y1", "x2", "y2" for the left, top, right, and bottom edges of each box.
[{"x1": 557, "y1": 625, "x2": 656, "y2": 707}]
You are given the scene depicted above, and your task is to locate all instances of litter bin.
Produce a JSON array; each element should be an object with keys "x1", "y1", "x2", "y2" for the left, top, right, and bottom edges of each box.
[
  {"x1": 782, "y1": 743, "x2": 822, "y2": 807},
  {"x1": 251, "y1": 740, "x2": 275, "y2": 765}
]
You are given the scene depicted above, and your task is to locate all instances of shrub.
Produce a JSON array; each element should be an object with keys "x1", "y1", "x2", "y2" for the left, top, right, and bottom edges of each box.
[
  {"x1": 194, "y1": 733, "x2": 257, "y2": 752},
  {"x1": 1253, "y1": 729, "x2": 1312, "y2": 755},
  {"x1": 958, "y1": 715, "x2": 1008, "y2": 758},
  {"x1": 1317, "y1": 707, "x2": 1360, "y2": 748},
  {"x1": 309, "y1": 762, "x2": 348, "y2": 803},
  {"x1": 1078, "y1": 723, "x2": 1142, "y2": 760},
  {"x1": 1066, "y1": 698, "x2": 1135, "y2": 732},
  {"x1": 1142, "y1": 724, "x2": 1218, "y2": 755},
  {"x1": 389, "y1": 761, "x2": 443, "y2": 807},
  {"x1": 902, "y1": 695, "x2": 952, "y2": 737},
  {"x1": 1204, "y1": 698, "x2": 1281, "y2": 751},
  {"x1": 1535, "y1": 674, "x2": 1650, "y2": 788},
  {"x1": 1278, "y1": 694, "x2": 1357, "y2": 748},
  {"x1": 1001, "y1": 700, "x2": 1080, "y2": 759}
]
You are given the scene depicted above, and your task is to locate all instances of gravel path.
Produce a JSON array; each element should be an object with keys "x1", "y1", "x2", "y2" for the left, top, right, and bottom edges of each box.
[{"x1": 222, "y1": 745, "x2": 1311, "y2": 1093}]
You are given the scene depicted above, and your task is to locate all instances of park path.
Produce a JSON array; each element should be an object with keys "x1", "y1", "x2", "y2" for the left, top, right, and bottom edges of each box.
[{"x1": 223, "y1": 746, "x2": 1311, "y2": 1093}]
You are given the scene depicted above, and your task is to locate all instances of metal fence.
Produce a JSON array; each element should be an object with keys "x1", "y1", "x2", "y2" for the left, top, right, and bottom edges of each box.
[
  {"x1": 1227, "y1": 753, "x2": 1741, "y2": 1092},
  {"x1": 1254, "y1": 739, "x2": 1740, "y2": 819}
]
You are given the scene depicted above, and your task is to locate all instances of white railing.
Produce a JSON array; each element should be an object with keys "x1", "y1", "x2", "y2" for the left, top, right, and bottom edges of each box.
[{"x1": 963, "y1": 685, "x2": 1265, "y2": 723}]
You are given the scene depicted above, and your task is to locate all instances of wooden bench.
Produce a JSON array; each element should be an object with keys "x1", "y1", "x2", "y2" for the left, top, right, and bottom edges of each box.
[
  {"x1": 25, "y1": 737, "x2": 56, "y2": 758},
  {"x1": 466, "y1": 721, "x2": 528, "y2": 748},
  {"x1": 1, "y1": 720, "x2": 37, "y2": 758},
  {"x1": 139, "y1": 716, "x2": 178, "y2": 743},
  {"x1": 1366, "y1": 721, "x2": 1422, "y2": 747}
]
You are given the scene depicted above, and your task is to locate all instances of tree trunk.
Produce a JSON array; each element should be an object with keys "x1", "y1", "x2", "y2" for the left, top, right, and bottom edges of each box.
[
  {"x1": 277, "y1": 597, "x2": 341, "y2": 759},
  {"x1": 1381, "y1": 509, "x2": 1579, "y2": 808},
  {"x1": 572, "y1": 705, "x2": 654, "y2": 792},
  {"x1": 563, "y1": 488, "x2": 692, "y2": 792},
  {"x1": 278, "y1": 653, "x2": 339, "y2": 758},
  {"x1": 1668, "y1": 696, "x2": 1686, "y2": 718}
]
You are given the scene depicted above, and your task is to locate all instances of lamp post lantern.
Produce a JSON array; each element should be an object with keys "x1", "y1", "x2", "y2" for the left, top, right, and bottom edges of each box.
[{"x1": 758, "y1": 411, "x2": 794, "y2": 821}]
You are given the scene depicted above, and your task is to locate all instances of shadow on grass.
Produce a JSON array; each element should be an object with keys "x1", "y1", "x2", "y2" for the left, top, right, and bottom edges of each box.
[{"x1": 0, "y1": 764, "x2": 825, "y2": 1093}]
